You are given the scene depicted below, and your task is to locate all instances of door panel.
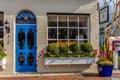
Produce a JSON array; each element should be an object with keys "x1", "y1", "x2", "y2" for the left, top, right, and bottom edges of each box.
[{"x1": 16, "y1": 24, "x2": 36, "y2": 72}]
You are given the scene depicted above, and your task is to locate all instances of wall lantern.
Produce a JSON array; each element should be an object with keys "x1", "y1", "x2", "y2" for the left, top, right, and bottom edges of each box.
[{"x1": 4, "y1": 20, "x2": 10, "y2": 33}]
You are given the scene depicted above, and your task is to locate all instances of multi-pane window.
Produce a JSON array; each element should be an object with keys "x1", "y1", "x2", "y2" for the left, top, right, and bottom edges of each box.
[
  {"x1": 47, "y1": 14, "x2": 90, "y2": 45},
  {"x1": 0, "y1": 12, "x2": 4, "y2": 46}
]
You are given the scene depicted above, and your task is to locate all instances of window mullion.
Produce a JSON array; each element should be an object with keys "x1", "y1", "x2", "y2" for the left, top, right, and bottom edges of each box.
[
  {"x1": 78, "y1": 16, "x2": 79, "y2": 45},
  {"x1": 87, "y1": 16, "x2": 89, "y2": 42},
  {"x1": 67, "y1": 16, "x2": 69, "y2": 45},
  {"x1": 57, "y1": 16, "x2": 59, "y2": 46}
]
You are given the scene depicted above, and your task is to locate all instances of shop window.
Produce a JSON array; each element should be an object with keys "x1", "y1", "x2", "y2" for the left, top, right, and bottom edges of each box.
[{"x1": 47, "y1": 13, "x2": 90, "y2": 45}]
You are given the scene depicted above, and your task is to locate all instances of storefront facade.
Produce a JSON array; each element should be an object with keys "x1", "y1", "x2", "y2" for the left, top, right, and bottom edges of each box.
[{"x1": 0, "y1": 0, "x2": 99, "y2": 75}]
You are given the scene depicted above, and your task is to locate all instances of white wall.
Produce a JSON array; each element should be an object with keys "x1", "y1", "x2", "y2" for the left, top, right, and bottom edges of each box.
[
  {"x1": 0, "y1": 0, "x2": 96, "y2": 15},
  {"x1": 1, "y1": 0, "x2": 98, "y2": 74}
]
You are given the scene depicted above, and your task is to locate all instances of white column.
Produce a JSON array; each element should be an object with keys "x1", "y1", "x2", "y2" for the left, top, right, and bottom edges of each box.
[{"x1": 113, "y1": 50, "x2": 118, "y2": 69}]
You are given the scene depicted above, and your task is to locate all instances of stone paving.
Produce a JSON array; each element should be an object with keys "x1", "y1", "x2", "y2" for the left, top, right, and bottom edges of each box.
[{"x1": 0, "y1": 73, "x2": 119, "y2": 80}]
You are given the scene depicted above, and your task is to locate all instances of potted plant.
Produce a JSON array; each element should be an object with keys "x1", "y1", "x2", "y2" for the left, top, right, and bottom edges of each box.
[
  {"x1": 97, "y1": 45, "x2": 113, "y2": 77},
  {"x1": 43, "y1": 41, "x2": 97, "y2": 65},
  {"x1": 0, "y1": 44, "x2": 7, "y2": 69}
]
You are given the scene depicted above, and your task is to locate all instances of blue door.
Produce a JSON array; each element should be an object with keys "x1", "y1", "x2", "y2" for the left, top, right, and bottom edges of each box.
[{"x1": 16, "y1": 11, "x2": 36, "y2": 72}]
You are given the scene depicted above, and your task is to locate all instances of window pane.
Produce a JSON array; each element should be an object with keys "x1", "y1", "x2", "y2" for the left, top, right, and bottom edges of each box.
[
  {"x1": 79, "y1": 40, "x2": 88, "y2": 45},
  {"x1": 69, "y1": 16, "x2": 78, "y2": 27},
  {"x1": 79, "y1": 29, "x2": 88, "y2": 39},
  {"x1": 59, "y1": 16, "x2": 67, "y2": 27},
  {"x1": 48, "y1": 40, "x2": 57, "y2": 44},
  {"x1": 69, "y1": 28, "x2": 78, "y2": 39},
  {"x1": 69, "y1": 40, "x2": 77, "y2": 44},
  {"x1": 0, "y1": 28, "x2": 3, "y2": 38},
  {"x1": 58, "y1": 40, "x2": 68, "y2": 46},
  {"x1": 0, "y1": 12, "x2": 3, "y2": 26},
  {"x1": 48, "y1": 28, "x2": 57, "y2": 39},
  {"x1": 58, "y1": 28, "x2": 67, "y2": 39},
  {"x1": 79, "y1": 16, "x2": 88, "y2": 27},
  {"x1": 48, "y1": 16, "x2": 57, "y2": 27}
]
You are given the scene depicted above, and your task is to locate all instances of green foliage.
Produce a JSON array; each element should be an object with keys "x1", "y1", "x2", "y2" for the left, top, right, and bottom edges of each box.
[
  {"x1": 118, "y1": 57, "x2": 120, "y2": 65},
  {"x1": 0, "y1": 44, "x2": 6, "y2": 59},
  {"x1": 44, "y1": 42, "x2": 96, "y2": 58},
  {"x1": 46, "y1": 43, "x2": 59, "y2": 54},
  {"x1": 59, "y1": 45, "x2": 69, "y2": 53},
  {"x1": 99, "y1": 45, "x2": 104, "y2": 53},
  {"x1": 0, "y1": 44, "x2": 2, "y2": 51},
  {"x1": 69, "y1": 43, "x2": 80, "y2": 53},
  {"x1": 81, "y1": 43, "x2": 93, "y2": 53}
]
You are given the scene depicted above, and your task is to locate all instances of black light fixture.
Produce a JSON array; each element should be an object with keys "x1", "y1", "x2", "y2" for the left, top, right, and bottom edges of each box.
[{"x1": 4, "y1": 20, "x2": 10, "y2": 33}]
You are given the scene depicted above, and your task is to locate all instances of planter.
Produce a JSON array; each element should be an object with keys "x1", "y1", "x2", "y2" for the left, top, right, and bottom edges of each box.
[
  {"x1": 0, "y1": 57, "x2": 6, "y2": 69},
  {"x1": 45, "y1": 57, "x2": 95, "y2": 65},
  {"x1": 97, "y1": 64, "x2": 113, "y2": 77}
]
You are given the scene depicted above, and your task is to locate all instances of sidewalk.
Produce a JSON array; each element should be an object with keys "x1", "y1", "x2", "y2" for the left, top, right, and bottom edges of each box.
[{"x1": 0, "y1": 72, "x2": 120, "y2": 80}]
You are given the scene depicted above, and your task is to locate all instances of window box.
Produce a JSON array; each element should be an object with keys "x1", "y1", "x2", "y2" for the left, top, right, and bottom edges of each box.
[
  {"x1": 0, "y1": 57, "x2": 6, "y2": 69},
  {"x1": 45, "y1": 57, "x2": 95, "y2": 65}
]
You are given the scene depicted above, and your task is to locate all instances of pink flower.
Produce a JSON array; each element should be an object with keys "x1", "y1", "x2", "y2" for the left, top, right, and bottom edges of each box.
[
  {"x1": 98, "y1": 52, "x2": 106, "y2": 58},
  {"x1": 41, "y1": 50, "x2": 45, "y2": 55},
  {"x1": 2, "y1": 48, "x2": 6, "y2": 51},
  {"x1": 39, "y1": 50, "x2": 45, "y2": 56},
  {"x1": 103, "y1": 52, "x2": 106, "y2": 58},
  {"x1": 93, "y1": 49, "x2": 98, "y2": 54}
]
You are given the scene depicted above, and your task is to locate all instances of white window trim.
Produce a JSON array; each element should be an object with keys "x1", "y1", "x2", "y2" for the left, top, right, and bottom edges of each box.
[{"x1": 47, "y1": 14, "x2": 90, "y2": 45}]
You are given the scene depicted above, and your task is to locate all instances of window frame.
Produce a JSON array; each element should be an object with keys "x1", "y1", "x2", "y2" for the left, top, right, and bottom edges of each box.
[{"x1": 47, "y1": 13, "x2": 90, "y2": 45}]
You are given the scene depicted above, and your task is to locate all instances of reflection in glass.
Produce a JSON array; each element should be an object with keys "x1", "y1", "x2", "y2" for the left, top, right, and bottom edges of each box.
[
  {"x1": 0, "y1": 40, "x2": 3, "y2": 46},
  {"x1": 59, "y1": 16, "x2": 67, "y2": 27},
  {"x1": 48, "y1": 28, "x2": 57, "y2": 39},
  {"x1": 27, "y1": 29, "x2": 34, "y2": 49},
  {"x1": 79, "y1": 29, "x2": 88, "y2": 39},
  {"x1": 79, "y1": 40, "x2": 88, "y2": 45},
  {"x1": 79, "y1": 16, "x2": 88, "y2": 27},
  {"x1": 69, "y1": 40, "x2": 77, "y2": 44},
  {"x1": 18, "y1": 29, "x2": 25, "y2": 49},
  {"x1": 16, "y1": 11, "x2": 36, "y2": 24},
  {"x1": 18, "y1": 52, "x2": 25, "y2": 66},
  {"x1": 69, "y1": 29, "x2": 78, "y2": 39},
  {"x1": 27, "y1": 53, "x2": 34, "y2": 66},
  {"x1": 48, "y1": 40, "x2": 57, "y2": 44},
  {"x1": 69, "y1": 16, "x2": 78, "y2": 27},
  {"x1": 59, "y1": 28, "x2": 67, "y2": 39},
  {"x1": 48, "y1": 16, "x2": 57, "y2": 27},
  {"x1": 0, "y1": 28, "x2": 3, "y2": 38},
  {"x1": 0, "y1": 12, "x2": 4, "y2": 26}
]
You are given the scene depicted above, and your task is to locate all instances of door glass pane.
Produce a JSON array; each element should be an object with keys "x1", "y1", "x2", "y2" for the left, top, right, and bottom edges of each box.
[
  {"x1": 27, "y1": 29, "x2": 34, "y2": 49},
  {"x1": 59, "y1": 16, "x2": 67, "y2": 27},
  {"x1": 48, "y1": 16, "x2": 57, "y2": 27},
  {"x1": 48, "y1": 28, "x2": 57, "y2": 39},
  {"x1": 27, "y1": 52, "x2": 34, "y2": 66},
  {"x1": 58, "y1": 28, "x2": 67, "y2": 39},
  {"x1": 18, "y1": 29, "x2": 25, "y2": 49},
  {"x1": 69, "y1": 16, "x2": 78, "y2": 27},
  {"x1": 16, "y1": 11, "x2": 36, "y2": 24},
  {"x1": 18, "y1": 52, "x2": 25, "y2": 66}
]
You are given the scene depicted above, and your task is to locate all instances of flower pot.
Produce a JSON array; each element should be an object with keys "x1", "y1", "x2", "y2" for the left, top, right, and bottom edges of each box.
[
  {"x1": 0, "y1": 57, "x2": 6, "y2": 69},
  {"x1": 97, "y1": 64, "x2": 113, "y2": 77},
  {"x1": 45, "y1": 57, "x2": 95, "y2": 65}
]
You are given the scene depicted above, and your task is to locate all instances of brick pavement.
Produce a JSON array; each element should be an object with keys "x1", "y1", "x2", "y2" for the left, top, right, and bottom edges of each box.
[{"x1": 0, "y1": 73, "x2": 119, "y2": 80}]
